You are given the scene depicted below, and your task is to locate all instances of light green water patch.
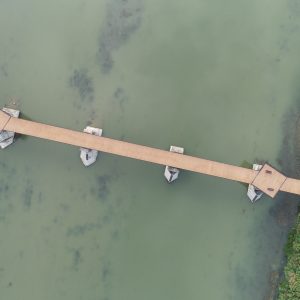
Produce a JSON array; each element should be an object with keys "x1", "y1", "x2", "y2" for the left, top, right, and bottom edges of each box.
[{"x1": 0, "y1": 0, "x2": 300, "y2": 300}]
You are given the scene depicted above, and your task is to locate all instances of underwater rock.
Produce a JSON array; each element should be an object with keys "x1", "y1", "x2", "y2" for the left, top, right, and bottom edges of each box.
[
  {"x1": 0, "y1": 180, "x2": 9, "y2": 197},
  {"x1": 114, "y1": 87, "x2": 128, "y2": 111},
  {"x1": 98, "y1": 0, "x2": 144, "y2": 73},
  {"x1": 69, "y1": 69, "x2": 94, "y2": 102},
  {"x1": 0, "y1": 164, "x2": 17, "y2": 221},
  {"x1": 96, "y1": 175, "x2": 112, "y2": 201},
  {"x1": 288, "y1": 0, "x2": 300, "y2": 16},
  {"x1": 23, "y1": 183, "x2": 33, "y2": 209},
  {"x1": 71, "y1": 248, "x2": 82, "y2": 271},
  {"x1": 277, "y1": 105, "x2": 300, "y2": 178},
  {"x1": 101, "y1": 261, "x2": 111, "y2": 282},
  {"x1": 66, "y1": 222, "x2": 101, "y2": 237},
  {"x1": 293, "y1": 115, "x2": 300, "y2": 177},
  {"x1": 0, "y1": 64, "x2": 8, "y2": 78}
]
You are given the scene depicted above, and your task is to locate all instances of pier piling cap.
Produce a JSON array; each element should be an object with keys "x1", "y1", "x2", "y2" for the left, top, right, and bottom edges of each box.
[
  {"x1": 0, "y1": 110, "x2": 10, "y2": 131},
  {"x1": 252, "y1": 164, "x2": 287, "y2": 198}
]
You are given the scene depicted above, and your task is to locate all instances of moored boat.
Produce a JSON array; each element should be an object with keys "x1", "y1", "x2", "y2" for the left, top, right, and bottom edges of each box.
[
  {"x1": 247, "y1": 164, "x2": 264, "y2": 202},
  {"x1": 164, "y1": 145, "x2": 184, "y2": 183},
  {"x1": 0, "y1": 107, "x2": 20, "y2": 149},
  {"x1": 80, "y1": 126, "x2": 102, "y2": 166}
]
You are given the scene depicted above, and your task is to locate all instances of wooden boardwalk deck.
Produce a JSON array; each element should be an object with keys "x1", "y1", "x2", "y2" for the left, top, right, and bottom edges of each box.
[{"x1": 1, "y1": 110, "x2": 300, "y2": 198}]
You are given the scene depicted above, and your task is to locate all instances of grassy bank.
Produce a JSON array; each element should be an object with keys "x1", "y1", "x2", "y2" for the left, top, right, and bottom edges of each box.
[{"x1": 278, "y1": 213, "x2": 300, "y2": 299}]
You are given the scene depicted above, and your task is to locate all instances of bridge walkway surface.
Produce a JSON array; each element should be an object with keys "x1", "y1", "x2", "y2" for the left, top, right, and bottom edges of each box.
[{"x1": 0, "y1": 110, "x2": 299, "y2": 198}]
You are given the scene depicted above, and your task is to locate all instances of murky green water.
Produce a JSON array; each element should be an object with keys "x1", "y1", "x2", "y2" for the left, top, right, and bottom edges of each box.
[{"x1": 1, "y1": 1, "x2": 300, "y2": 299}]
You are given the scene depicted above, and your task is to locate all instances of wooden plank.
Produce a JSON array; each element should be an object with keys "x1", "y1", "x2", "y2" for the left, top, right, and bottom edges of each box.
[
  {"x1": 280, "y1": 178, "x2": 300, "y2": 195},
  {"x1": 5, "y1": 117, "x2": 257, "y2": 184}
]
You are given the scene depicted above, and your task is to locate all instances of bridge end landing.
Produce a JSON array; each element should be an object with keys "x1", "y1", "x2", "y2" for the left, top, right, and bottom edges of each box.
[{"x1": 251, "y1": 164, "x2": 287, "y2": 198}]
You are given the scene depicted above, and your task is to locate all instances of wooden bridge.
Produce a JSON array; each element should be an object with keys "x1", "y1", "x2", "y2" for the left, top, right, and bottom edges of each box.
[{"x1": 1, "y1": 109, "x2": 300, "y2": 198}]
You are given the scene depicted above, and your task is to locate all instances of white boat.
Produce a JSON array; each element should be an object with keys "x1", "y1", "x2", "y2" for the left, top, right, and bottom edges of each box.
[
  {"x1": 247, "y1": 164, "x2": 264, "y2": 202},
  {"x1": 0, "y1": 107, "x2": 20, "y2": 149},
  {"x1": 164, "y1": 145, "x2": 184, "y2": 183},
  {"x1": 80, "y1": 126, "x2": 102, "y2": 166}
]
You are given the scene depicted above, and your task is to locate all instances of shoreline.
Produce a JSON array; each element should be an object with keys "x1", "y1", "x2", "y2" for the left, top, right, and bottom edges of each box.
[
  {"x1": 277, "y1": 213, "x2": 300, "y2": 299},
  {"x1": 264, "y1": 102, "x2": 300, "y2": 299}
]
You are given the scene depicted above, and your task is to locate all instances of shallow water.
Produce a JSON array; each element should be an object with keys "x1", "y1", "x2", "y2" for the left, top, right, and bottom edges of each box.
[{"x1": 0, "y1": 0, "x2": 300, "y2": 299}]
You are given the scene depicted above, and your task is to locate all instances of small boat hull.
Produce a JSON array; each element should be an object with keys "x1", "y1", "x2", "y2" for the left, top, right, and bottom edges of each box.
[
  {"x1": 247, "y1": 164, "x2": 263, "y2": 202},
  {"x1": 80, "y1": 126, "x2": 102, "y2": 166},
  {"x1": 0, "y1": 107, "x2": 20, "y2": 149}
]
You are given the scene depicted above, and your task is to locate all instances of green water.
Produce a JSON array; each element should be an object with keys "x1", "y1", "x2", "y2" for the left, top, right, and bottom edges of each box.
[{"x1": 1, "y1": 0, "x2": 300, "y2": 299}]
